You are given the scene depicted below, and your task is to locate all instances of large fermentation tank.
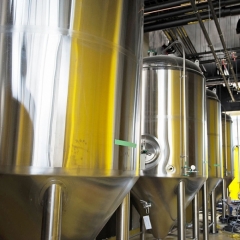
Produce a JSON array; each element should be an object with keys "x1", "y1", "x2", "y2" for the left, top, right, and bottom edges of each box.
[
  {"x1": 215, "y1": 113, "x2": 234, "y2": 217},
  {"x1": 131, "y1": 55, "x2": 207, "y2": 239},
  {"x1": 206, "y1": 90, "x2": 223, "y2": 193},
  {"x1": 0, "y1": 0, "x2": 143, "y2": 239},
  {"x1": 222, "y1": 113, "x2": 234, "y2": 181},
  {"x1": 186, "y1": 89, "x2": 223, "y2": 232}
]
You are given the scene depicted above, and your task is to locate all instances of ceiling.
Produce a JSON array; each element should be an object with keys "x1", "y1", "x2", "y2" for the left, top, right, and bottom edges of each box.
[{"x1": 144, "y1": 0, "x2": 240, "y2": 111}]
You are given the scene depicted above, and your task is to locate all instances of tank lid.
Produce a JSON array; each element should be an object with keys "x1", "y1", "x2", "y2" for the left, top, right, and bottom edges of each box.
[
  {"x1": 143, "y1": 55, "x2": 202, "y2": 74},
  {"x1": 206, "y1": 89, "x2": 220, "y2": 102},
  {"x1": 222, "y1": 113, "x2": 232, "y2": 122}
]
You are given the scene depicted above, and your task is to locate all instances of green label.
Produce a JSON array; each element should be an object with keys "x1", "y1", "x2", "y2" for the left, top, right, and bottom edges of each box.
[{"x1": 115, "y1": 139, "x2": 137, "y2": 148}]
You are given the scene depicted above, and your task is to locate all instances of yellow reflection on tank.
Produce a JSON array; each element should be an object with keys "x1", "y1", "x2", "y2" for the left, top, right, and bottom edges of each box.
[
  {"x1": 15, "y1": 104, "x2": 33, "y2": 166},
  {"x1": 207, "y1": 100, "x2": 222, "y2": 178},
  {"x1": 63, "y1": 0, "x2": 123, "y2": 170}
]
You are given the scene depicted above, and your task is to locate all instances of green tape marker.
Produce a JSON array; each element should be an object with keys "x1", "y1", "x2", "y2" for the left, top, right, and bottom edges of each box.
[
  {"x1": 213, "y1": 164, "x2": 220, "y2": 167},
  {"x1": 115, "y1": 139, "x2": 137, "y2": 148}
]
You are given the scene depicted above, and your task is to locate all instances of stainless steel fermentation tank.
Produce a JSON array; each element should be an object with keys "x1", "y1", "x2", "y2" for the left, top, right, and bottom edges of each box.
[
  {"x1": 131, "y1": 56, "x2": 207, "y2": 239},
  {"x1": 205, "y1": 89, "x2": 223, "y2": 233},
  {"x1": 206, "y1": 90, "x2": 223, "y2": 194},
  {"x1": 0, "y1": 0, "x2": 143, "y2": 239},
  {"x1": 215, "y1": 113, "x2": 234, "y2": 221},
  {"x1": 187, "y1": 89, "x2": 223, "y2": 235}
]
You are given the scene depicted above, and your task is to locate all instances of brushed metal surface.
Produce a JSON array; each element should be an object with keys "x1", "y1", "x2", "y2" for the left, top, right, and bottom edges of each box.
[
  {"x1": 206, "y1": 89, "x2": 223, "y2": 193},
  {"x1": 0, "y1": 0, "x2": 143, "y2": 239},
  {"x1": 222, "y1": 113, "x2": 234, "y2": 178},
  {"x1": 0, "y1": 175, "x2": 137, "y2": 240},
  {"x1": 132, "y1": 177, "x2": 206, "y2": 239},
  {"x1": 131, "y1": 56, "x2": 207, "y2": 239},
  {"x1": 0, "y1": 0, "x2": 143, "y2": 174},
  {"x1": 140, "y1": 56, "x2": 206, "y2": 177}
]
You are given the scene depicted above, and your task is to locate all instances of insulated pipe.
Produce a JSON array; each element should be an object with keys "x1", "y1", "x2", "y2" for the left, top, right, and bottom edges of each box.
[
  {"x1": 210, "y1": 189, "x2": 218, "y2": 234},
  {"x1": 116, "y1": 193, "x2": 130, "y2": 240},
  {"x1": 41, "y1": 184, "x2": 62, "y2": 240},
  {"x1": 190, "y1": 0, "x2": 236, "y2": 102},
  {"x1": 144, "y1": 7, "x2": 240, "y2": 33},
  {"x1": 207, "y1": 0, "x2": 240, "y2": 91},
  {"x1": 177, "y1": 181, "x2": 186, "y2": 240},
  {"x1": 144, "y1": 0, "x2": 240, "y2": 23},
  {"x1": 202, "y1": 182, "x2": 209, "y2": 240},
  {"x1": 192, "y1": 193, "x2": 199, "y2": 240},
  {"x1": 144, "y1": 0, "x2": 188, "y2": 14}
]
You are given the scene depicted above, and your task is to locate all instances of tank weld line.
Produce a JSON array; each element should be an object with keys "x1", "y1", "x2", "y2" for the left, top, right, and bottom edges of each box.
[{"x1": 115, "y1": 139, "x2": 137, "y2": 148}]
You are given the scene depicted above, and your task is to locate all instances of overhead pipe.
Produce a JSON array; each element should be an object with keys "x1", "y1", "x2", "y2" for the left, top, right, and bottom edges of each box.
[
  {"x1": 144, "y1": 7, "x2": 240, "y2": 32},
  {"x1": 190, "y1": 0, "x2": 236, "y2": 102},
  {"x1": 207, "y1": 0, "x2": 240, "y2": 91},
  {"x1": 187, "y1": 47, "x2": 240, "y2": 58},
  {"x1": 144, "y1": 0, "x2": 240, "y2": 23},
  {"x1": 144, "y1": 0, "x2": 189, "y2": 14}
]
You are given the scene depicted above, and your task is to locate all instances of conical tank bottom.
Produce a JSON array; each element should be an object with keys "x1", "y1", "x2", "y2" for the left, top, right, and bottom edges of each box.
[
  {"x1": 215, "y1": 176, "x2": 233, "y2": 201},
  {"x1": 208, "y1": 177, "x2": 223, "y2": 195},
  {"x1": 0, "y1": 175, "x2": 137, "y2": 240},
  {"x1": 131, "y1": 176, "x2": 206, "y2": 239}
]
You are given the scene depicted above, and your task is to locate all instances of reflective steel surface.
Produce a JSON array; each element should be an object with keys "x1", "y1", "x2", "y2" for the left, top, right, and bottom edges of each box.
[
  {"x1": 131, "y1": 55, "x2": 207, "y2": 239},
  {"x1": 215, "y1": 113, "x2": 234, "y2": 201},
  {"x1": 0, "y1": 0, "x2": 143, "y2": 239},
  {"x1": 0, "y1": 0, "x2": 143, "y2": 175},
  {"x1": 206, "y1": 89, "x2": 223, "y2": 194},
  {"x1": 222, "y1": 113, "x2": 233, "y2": 178}
]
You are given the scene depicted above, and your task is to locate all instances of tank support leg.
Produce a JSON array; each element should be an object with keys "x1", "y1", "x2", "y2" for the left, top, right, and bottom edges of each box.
[
  {"x1": 222, "y1": 178, "x2": 227, "y2": 220},
  {"x1": 192, "y1": 193, "x2": 199, "y2": 240},
  {"x1": 140, "y1": 217, "x2": 146, "y2": 240},
  {"x1": 210, "y1": 189, "x2": 218, "y2": 234},
  {"x1": 202, "y1": 181, "x2": 209, "y2": 240},
  {"x1": 116, "y1": 193, "x2": 130, "y2": 240},
  {"x1": 177, "y1": 180, "x2": 186, "y2": 240},
  {"x1": 41, "y1": 184, "x2": 62, "y2": 240}
]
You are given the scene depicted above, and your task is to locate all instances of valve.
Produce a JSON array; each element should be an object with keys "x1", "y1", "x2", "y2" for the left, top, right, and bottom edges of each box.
[{"x1": 140, "y1": 200, "x2": 151, "y2": 214}]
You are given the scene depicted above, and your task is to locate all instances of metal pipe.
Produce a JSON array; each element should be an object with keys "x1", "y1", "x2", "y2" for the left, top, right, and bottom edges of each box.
[
  {"x1": 144, "y1": 0, "x2": 240, "y2": 23},
  {"x1": 192, "y1": 193, "x2": 199, "y2": 240},
  {"x1": 41, "y1": 184, "x2": 62, "y2": 240},
  {"x1": 210, "y1": 189, "x2": 217, "y2": 234},
  {"x1": 144, "y1": 0, "x2": 189, "y2": 14},
  {"x1": 116, "y1": 193, "x2": 130, "y2": 240},
  {"x1": 144, "y1": 7, "x2": 240, "y2": 32},
  {"x1": 202, "y1": 181, "x2": 209, "y2": 240},
  {"x1": 177, "y1": 181, "x2": 186, "y2": 240},
  {"x1": 207, "y1": 0, "x2": 240, "y2": 91},
  {"x1": 187, "y1": 47, "x2": 240, "y2": 58},
  {"x1": 140, "y1": 217, "x2": 145, "y2": 240},
  {"x1": 190, "y1": 0, "x2": 236, "y2": 102},
  {"x1": 222, "y1": 178, "x2": 227, "y2": 219}
]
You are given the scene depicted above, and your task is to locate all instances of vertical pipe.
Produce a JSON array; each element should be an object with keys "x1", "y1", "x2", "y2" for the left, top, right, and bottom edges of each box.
[
  {"x1": 116, "y1": 193, "x2": 130, "y2": 240},
  {"x1": 192, "y1": 193, "x2": 199, "y2": 240},
  {"x1": 41, "y1": 184, "x2": 62, "y2": 240},
  {"x1": 140, "y1": 217, "x2": 146, "y2": 240},
  {"x1": 177, "y1": 180, "x2": 186, "y2": 240},
  {"x1": 222, "y1": 178, "x2": 227, "y2": 219},
  {"x1": 210, "y1": 189, "x2": 218, "y2": 234},
  {"x1": 202, "y1": 181, "x2": 209, "y2": 240}
]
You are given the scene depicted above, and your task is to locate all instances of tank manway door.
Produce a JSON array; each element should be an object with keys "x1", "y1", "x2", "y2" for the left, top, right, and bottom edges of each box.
[{"x1": 141, "y1": 134, "x2": 160, "y2": 170}]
